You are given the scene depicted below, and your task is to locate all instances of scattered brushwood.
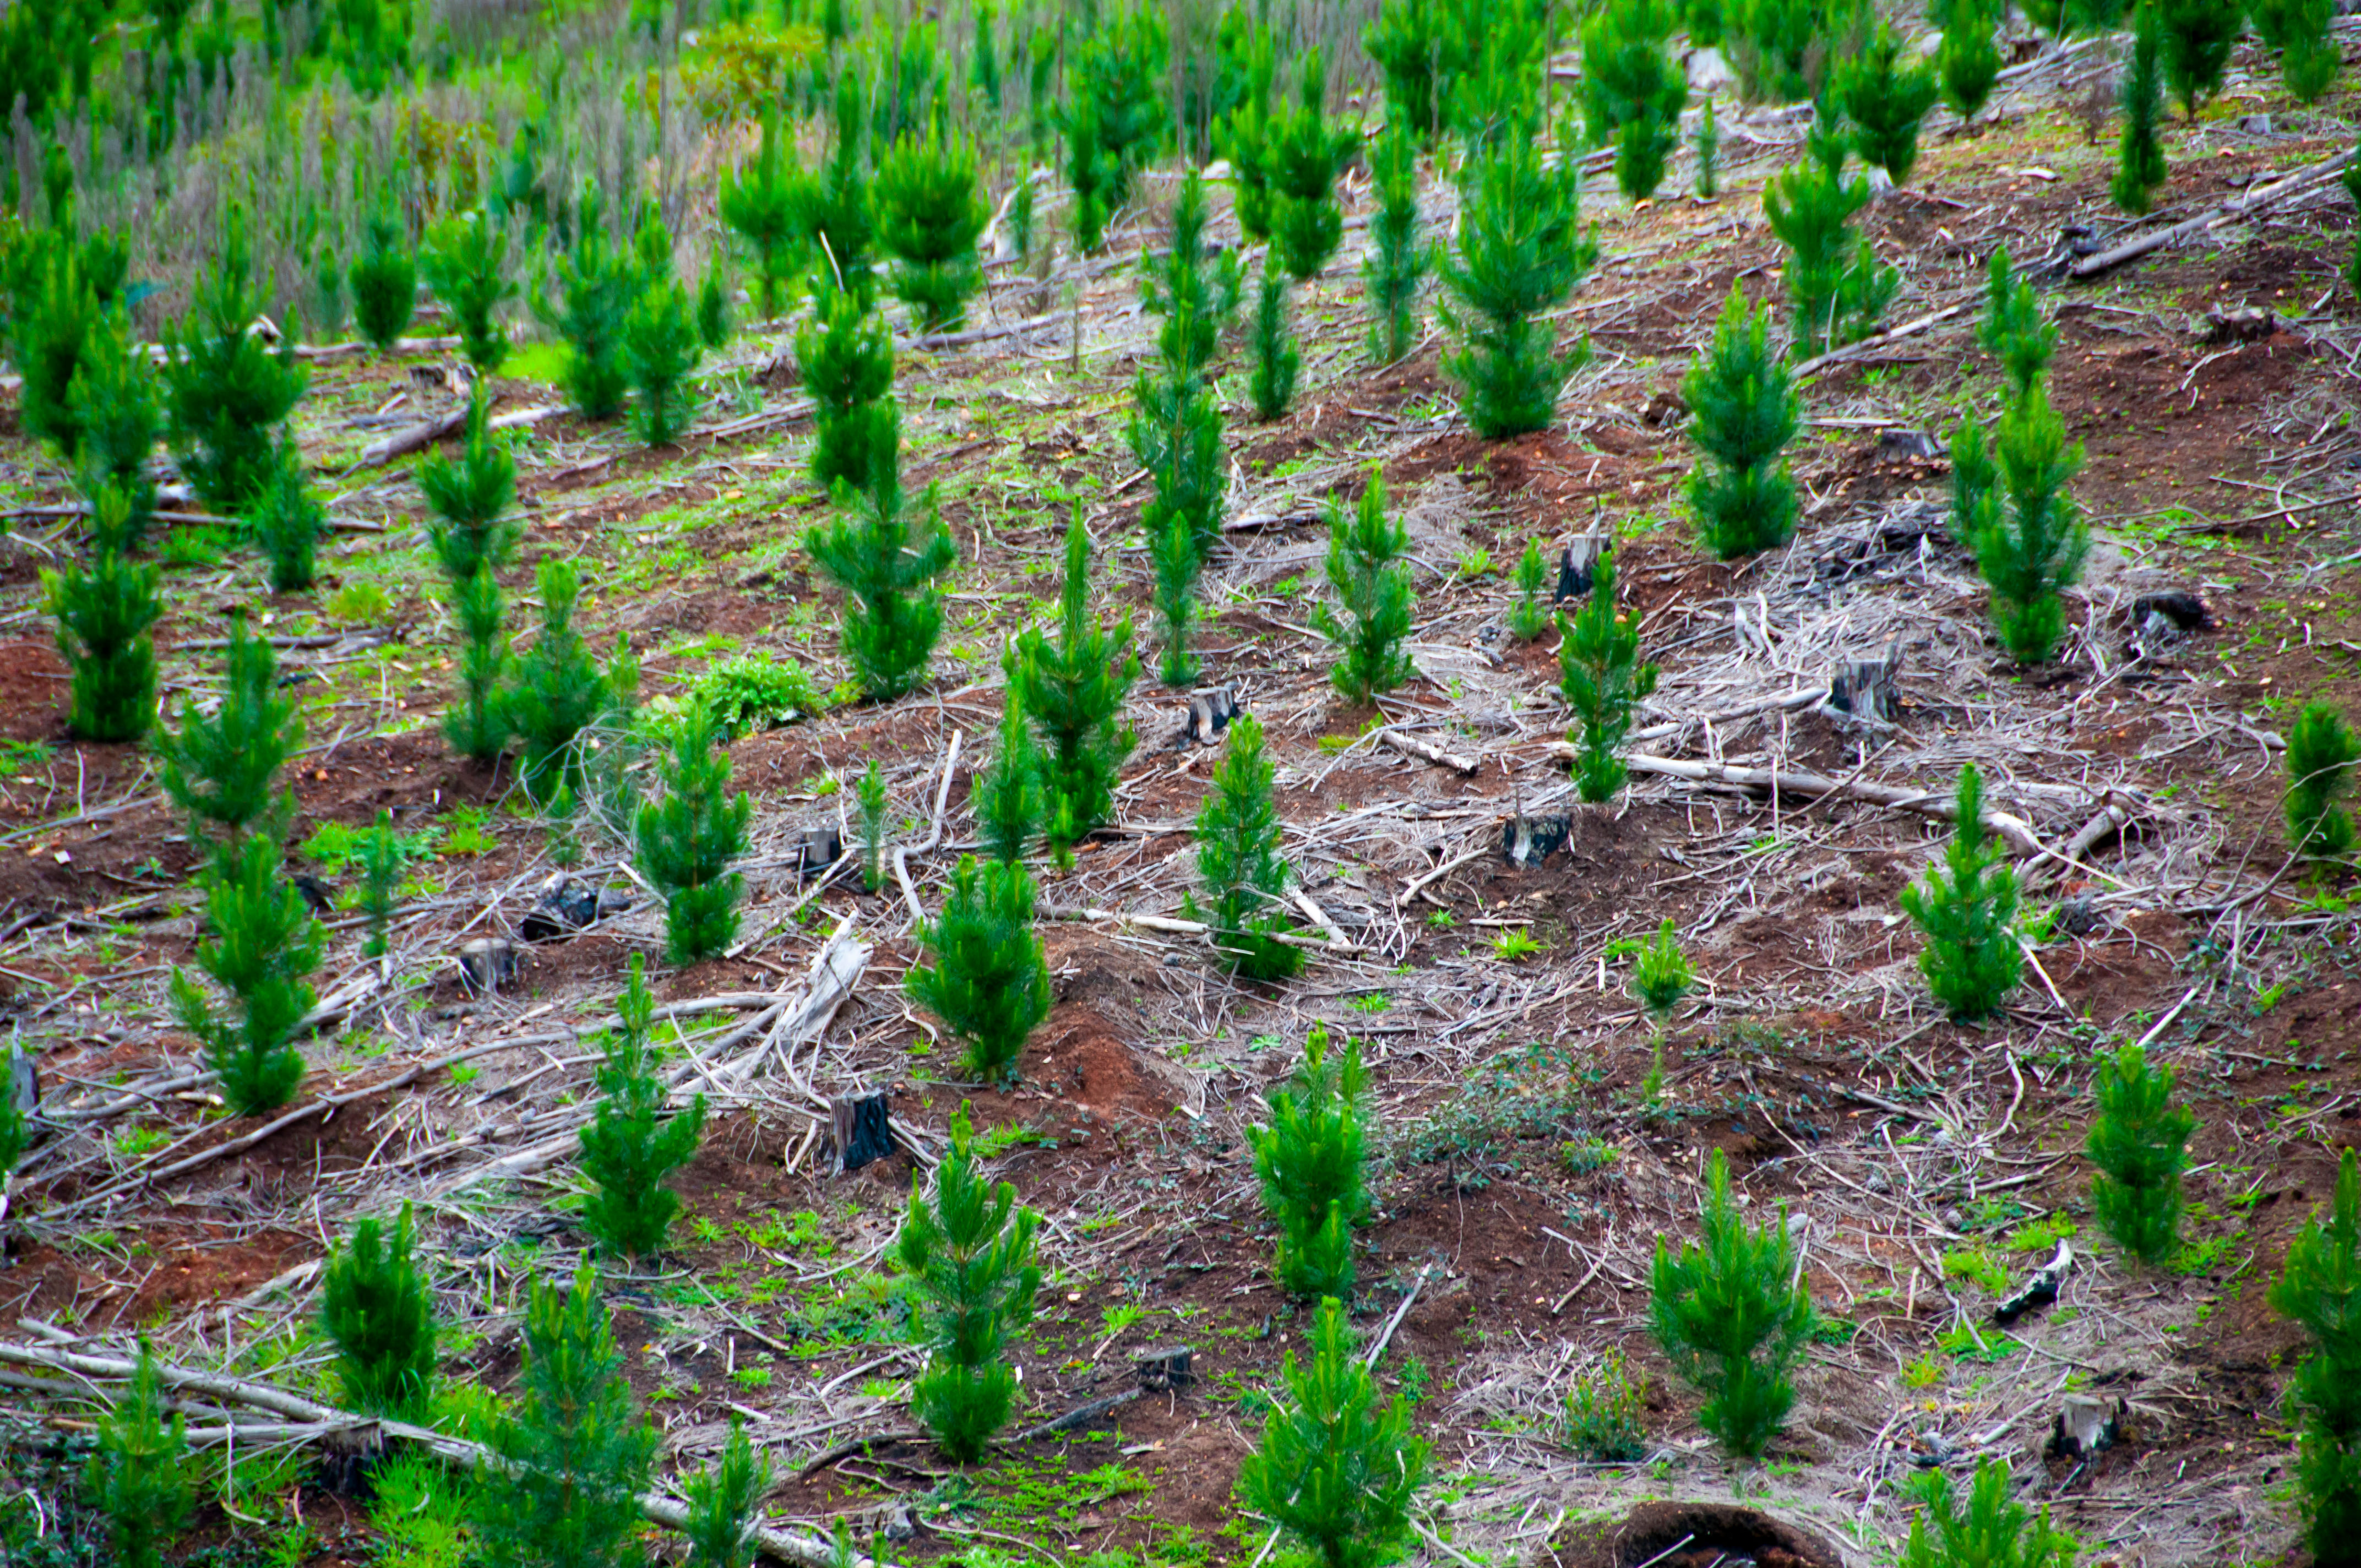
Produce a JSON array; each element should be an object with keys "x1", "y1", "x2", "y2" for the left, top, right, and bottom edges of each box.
[
  {"x1": 171, "y1": 834, "x2": 324, "y2": 1118},
  {"x1": 161, "y1": 226, "x2": 308, "y2": 515},
  {"x1": 43, "y1": 485, "x2": 160, "y2": 744},
  {"x1": 1651, "y1": 1147, "x2": 1817, "y2": 1459},
  {"x1": 907, "y1": 855, "x2": 1052, "y2": 1086},
  {"x1": 1581, "y1": 0, "x2": 1688, "y2": 202},
  {"x1": 1314, "y1": 471, "x2": 1415, "y2": 706},
  {"x1": 580, "y1": 956, "x2": 708, "y2": 1259},
  {"x1": 349, "y1": 206, "x2": 417, "y2": 350},
  {"x1": 2086, "y1": 1043, "x2": 2195, "y2": 1265},
  {"x1": 634, "y1": 706, "x2": 753, "y2": 965},
  {"x1": 422, "y1": 208, "x2": 515, "y2": 373},
  {"x1": 2272, "y1": 1147, "x2": 2361, "y2": 1564},
  {"x1": 1439, "y1": 133, "x2": 1597, "y2": 438},
  {"x1": 1362, "y1": 122, "x2": 1428, "y2": 363},
  {"x1": 1247, "y1": 1027, "x2": 1371, "y2": 1300},
  {"x1": 875, "y1": 122, "x2": 988, "y2": 331},
  {"x1": 896, "y1": 1104, "x2": 1043, "y2": 1461},
  {"x1": 1009, "y1": 509, "x2": 1139, "y2": 861},
  {"x1": 320, "y1": 1204, "x2": 437, "y2": 1419},
  {"x1": 1189, "y1": 714, "x2": 1303, "y2": 982},
  {"x1": 1685, "y1": 285, "x2": 1800, "y2": 557},
  {"x1": 1898, "y1": 765, "x2": 2024, "y2": 1021},
  {"x1": 1557, "y1": 554, "x2": 1660, "y2": 803}
]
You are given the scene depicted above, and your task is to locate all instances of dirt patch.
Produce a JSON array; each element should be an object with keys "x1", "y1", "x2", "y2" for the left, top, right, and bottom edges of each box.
[{"x1": 1540, "y1": 1502, "x2": 1848, "y2": 1568}]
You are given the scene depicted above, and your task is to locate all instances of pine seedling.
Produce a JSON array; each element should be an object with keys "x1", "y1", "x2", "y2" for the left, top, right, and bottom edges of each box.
[
  {"x1": 1219, "y1": 21, "x2": 1282, "y2": 241},
  {"x1": 1978, "y1": 244, "x2": 2055, "y2": 400},
  {"x1": 1266, "y1": 48, "x2": 1357, "y2": 281},
  {"x1": 1057, "y1": 13, "x2": 1169, "y2": 253},
  {"x1": 1934, "y1": 0, "x2": 2002, "y2": 121},
  {"x1": 68, "y1": 308, "x2": 163, "y2": 547},
  {"x1": 1696, "y1": 99, "x2": 1720, "y2": 197},
  {"x1": 1633, "y1": 918, "x2": 1693, "y2": 1022},
  {"x1": 1581, "y1": 0, "x2": 1688, "y2": 202},
  {"x1": 1438, "y1": 134, "x2": 1598, "y2": 438},
  {"x1": 1362, "y1": 122, "x2": 1427, "y2": 364},
  {"x1": 1650, "y1": 1147, "x2": 1816, "y2": 1459},
  {"x1": 852, "y1": 760, "x2": 892, "y2": 894},
  {"x1": 720, "y1": 107, "x2": 807, "y2": 319},
  {"x1": 908, "y1": 855, "x2": 1053, "y2": 1086},
  {"x1": 2114, "y1": 4, "x2": 2170, "y2": 216},
  {"x1": 534, "y1": 186, "x2": 638, "y2": 420},
  {"x1": 357, "y1": 809, "x2": 402, "y2": 959},
  {"x1": 2158, "y1": 0, "x2": 2240, "y2": 116},
  {"x1": 1968, "y1": 385, "x2": 2088, "y2": 665},
  {"x1": 797, "y1": 285, "x2": 897, "y2": 496},
  {"x1": 1237, "y1": 1296, "x2": 1428, "y2": 1568},
  {"x1": 1685, "y1": 285, "x2": 1799, "y2": 558},
  {"x1": 1009, "y1": 508, "x2": 1140, "y2": 860},
  {"x1": 444, "y1": 565, "x2": 512, "y2": 766},
  {"x1": 1314, "y1": 472, "x2": 1415, "y2": 707},
  {"x1": 2263, "y1": 0, "x2": 2342, "y2": 102},
  {"x1": 626, "y1": 276, "x2": 702, "y2": 447},
  {"x1": 2270, "y1": 1147, "x2": 2361, "y2": 1563},
  {"x1": 579, "y1": 956, "x2": 708, "y2": 1257},
  {"x1": 161, "y1": 227, "x2": 309, "y2": 514},
  {"x1": 476, "y1": 1264, "x2": 657, "y2": 1568},
  {"x1": 1898, "y1": 765, "x2": 2023, "y2": 1022},
  {"x1": 13, "y1": 237, "x2": 110, "y2": 462},
  {"x1": 507, "y1": 558, "x2": 621, "y2": 804},
  {"x1": 1246, "y1": 1027, "x2": 1370, "y2": 1300},
  {"x1": 1151, "y1": 511, "x2": 1201, "y2": 688},
  {"x1": 1509, "y1": 540, "x2": 1552, "y2": 641},
  {"x1": 85, "y1": 1340, "x2": 193, "y2": 1568},
  {"x1": 1565, "y1": 1350, "x2": 1649, "y2": 1463},
  {"x1": 1557, "y1": 554, "x2": 1660, "y2": 803},
  {"x1": 634, "y1": 707, "x2": 753, "y2": 965},
  {"x1": 349, "y1": 208, "x2": 417, "y2": 350},
  {"x1": 1364, "y1": 0, "x2": 1476, "y2": 141},
  {"x1": 418, "y1": 386, "x2": 520, "y2": 580},
  {"x1": 320, "y1": 1204, "x2": 436, "y2": 1418},
  {"x1": 806, "y1": 469, "x2": 957, "y2": 703},
  {"x1": 786, "y1": 69, "x2": 878, "y2": 306},
  {"x1": 1762, "y1": 120, "x2": 1897, "y2": 357},
  {"x1": 171, "y1": 834, "x2": 323, "y2": 1117},
  {"x1": 684, "y1": 1423, "x2": 770, "y2": 1568},
  {"x1": 1250, "y1": 264, "x2": 1302, "y2": 421},
  {"x1": 43, "y1": 486, "x2": 160, "y2": 744},
  {"x1": 1899, "y1": 1458, "x2": 2077, "y2": 1568},
  {"x1": 1136, "y1": 166, "x2": 1227, "y2": 382},
  {"x1": 2086, "y1": 1042, "x2": 2195, "y2": 1266},
  {"x1": 977, "y1": 681, "x2": 1045, "y2": 865},
  {"x1": 0, "y1": 1044, "x2": 25, "y2": 1185},
  {"x1": 1835, "y1": 24, "x2": 1938, "y2": 186},
  {"x1": 157, "y1": 617, "x2": 302, "y2": 855},
  {"x1": 422, "y1": 209, "x2": 515, "y2": 373},
  {"x1": 2287, "y1": 700, "x2": 2361, "y2": 865},
  {"x1": 1191, "y1": 714, "x2": 1303, "y2": 983},
  {"x1": 875, "y1": 122, "x2": 989, "y2": 332},
  {"x1": 252, "y1": 433, "x2": 326, "y2": 594},
  {"x1": 697, "y1": 257, "x2": 730, "y2": 349},
  {"x1": 895, "y1": 1104, "x2": 1043, "y2": 1461}
]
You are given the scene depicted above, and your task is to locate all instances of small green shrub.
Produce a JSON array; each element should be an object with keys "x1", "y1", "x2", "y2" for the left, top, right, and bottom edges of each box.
[
  {"x1": 1247, "y1": 1027, "x2": 1370, "y2": 1300},
  {"x1": 320, "y1": 1203, "x2": 437, "y2": 1418},
  {"x1": 349, "y1": 208, "x2": 417, "y2": 350},
  {"x1": 251, "y1": 433, "x2": 327, "y2": 594},
  {"x1": 1237, "y1": 1295, "x2": 1428, "y2": 1568},
  {"x1": 1898, "y1": 765, "x2": 2023, "y2": 1021},
  {"x1": 683, "y1": 1422, "x2": 770, "y2": 1568},
  {"x1": 171, "y1": 834, "x2": 323, "y2": 1117},
  {"x1": 43, "y1": 487, "x2": 160, "y2": 743},
  {"x1": 634, "y1": 707, "x2": 753, "y2": 965},
  {"x1": 1315, "y1": 472, "x2": 1414, "y2": 707},
  {"x1": 579, "y1": 956, "x2": 708, "y2": 1258},
  {"x1": 85, "y1": 1340, "x2": 193, "y2": 1568},
  {"x1": 1581, "y1": 0, "x2": 1688, "y2": 202},
  {"x1": 161, "y1": 226, "x2": 309, "y2": 514},
  {"x1": 2287, "y1": 701, "x2": 2360, "y2": 865},
  {"x1": 908, "y1": 854, "x2": 1053, "y2": 1085},
  {"x1": 720, "y1": 107, "x2": 806, "y2": 320},
  {"x1": 2271, "y1": 1147, "x2": 2361, "y2": 1564},
  {"x1": 2086, "y1": 1042, "x2": 2195, "y2": 1266},
  {"x1": 1762, "y1": 118, "x2": 1897, "y2": 357},
  {"x1": 1508, "y1": 540, "x2": 1551, "y2": 641},
  {"x1": 1934, "y1": 0, "x2": 2002, "y2": 120},
  {"x1": 1632, "y1": 918, "x2": 1692, "y2": 1021},
  {"x1": 689, "y1": 655, "x2": 823, "y2": 738},
  {"x1": 1684, "y1": 285, "x2": 1798, "y2": 557},
  {"x1": 1190, "y1": 714, "x2": 1303, "y2": 982},
  {"x1": 625, "y1": 277, "x2": 703, "y2": 447},
  {"x1": 895, "y1": 1103, "x2": 1043, "y2": 1461},
  {"x1": 1650, "y1": 1147, "x2": 1816, "y2": 1458},
  {"x1": 1565, "y1": 1349, "x2": 1648, "y2": 1463},
  {"x1": 1899, "y1": 1458, "x2": 2076, "y2": 1568},
  {"x1": 1557, "y1": 553, "x2": 1659, "y2": 802}
]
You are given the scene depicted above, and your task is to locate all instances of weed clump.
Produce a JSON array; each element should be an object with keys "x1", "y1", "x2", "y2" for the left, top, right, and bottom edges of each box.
[
  {"x1": 634, "y1": 706, "x2": 753, "y2": 965},
  {"x1": 1565, "y1": 1349, "x2": 1649, "y2": 1463},
  {"x1": 579, "y1": 956, "x2": 708, "y2": 1259},
  {"x1": 1190, "y1": 714, "x2": 1303, "y2": 983},
  {"x1": 2086, "y1": 1042, "x2": 2195, "y2": 1266},
  {"x1": 1315, "y1": 472, "x2": 1415, "y2": 707},
  {"x1": 320, "y1": 1204, "x2": 437, "y2": 1418},
  {"x1": 895, "y1": 1104, "x2": 1043, "y2": 1461},
  {"x1": 907, "y1": 855, "x2": 1053, "y2": 1087},
  {"x1": 1247, "y1": 1027, "x2": 1371, "y2": 1300},
  {"x1": 1898, "y1": 765, "x2": 2023, "y2": 1021},
  {"x1": 1684, "y1": 285, "x2": 1799, "y2": 558},
  {"x1": 1650, "y1": 1147, "x2": 1816, "y2": 1459},
  {"x1": 1557, "y1": 553, "x2": 1660, "y2": 803}
]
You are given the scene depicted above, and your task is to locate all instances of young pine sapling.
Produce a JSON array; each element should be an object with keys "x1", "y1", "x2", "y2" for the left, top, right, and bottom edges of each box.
[
  {"x1": 2113, "y1": 4, "x2": 2170, "y2": 216},
  {"x1": 534, "y1": 186, "x2": 638, "y2": 421},
  {"x1": 906, "y1": 855, "x2": 1053, "y2": 1086},
  {"x1": 422, "y1": 209, "x2": 515, "y2": 374},
  {"x1": 1265, "y1": 48, "x2": 1357, "y2": 281},
  {"x1": 1978, "y1": 244, "x2": 2056, "y2": 400},
  {"x1": 357, "y1": 808, "x2": 404, "y2": 959},
  {"x1": 1684, "y1": 285, "x2": 1799, "y2": 557},
  {"x1": 874, "y1": 123, "x2": 989, "y2": 332},
  {"x1": 1897, "y1": 764, "x2": 2025, "y2": 1021},
  {"x1": 1762, "y1": 119, "x2": 1897, "y2": 356},
  {"x1": 43, "y1": 486, "x2": 159, "y2": 743},
  {"x1": 1508, "y1": 540, "x2": 1552, "y2": 641},
  {"x1": 1246, "y1": 1027, "x2": 1371, "y2": 1300},
  {"x1": 507, "y1": 557, "x2": 627, "y2": 804},
  {"x1": 161, "y1": 227, "x2": 308, "y2": 514},
  {"x1": 1439, "y1": 135, "x2": 1598, "y2": 438},
  {"x1": 251, "y1": 433, "x2": 327, "y2": 594},
  {"x1": 634, "y1": 707, "x2": 753, "y2": 965},
  {"x1": 1961, "y1": 384, "x2": 2088, "y2": 665},
  {"x1": 1362, "y1": 122, "x2": 1428, "y2": 364},
  {"x1": 85, "y1": 1340, "x2": 193, "y2": 1568},
  {"x1": 1008, "y1": 508, "x2": 1140, "y2": 860},
  {"x1": 1314, "y1": 472, "x2": 1415, "y2": 707},
  {"x1": 683, "y1": 1423, "x2": 771, "y2": 1568},
  {"x1": 797, "y1": 286, "x2": 899, "y2": 498},
  {"x1": 320, "y1": 1203, "x2": 437, "y2": 1418},
  {"x1": 349, "y1": 208, "x2": 417, "y2": 351},
  {"x1": 1580, "y1": 0, "x2": 1688, "y2": 202},
  {"x1": 1190, "y1": 714, "x2": 1302, "y2": 982},
  {"x1": 2086, "y1": 1042, "x2": 2196, "y2": 1265},
  {"x1": 1899, "y1": 1459, "x2": 2077, "y2": 1568},
  {"x1": 2287, "y1": 700, "x2": 2360, "y2": 866},
  {"x1": 2158, "y1": 0, "x2": 2242, "y2": 117},
  {"x1": 1934, "y1": 0, "x2": 2003, "y2": 121},
  {"x1": 1835, "y1": 24, "x2": 1938, "y2": 186},
  {"x1": 171, "y1": 834, "x2": 324, "y2": 1117},
  {"x1": 625, "y1": 276, "x2": 703, "y2": 448},
  {"x1": 806, "y1": 469, "x2": 958, "y2": 703},
  {"x1": 719, "y1": 107, "x2": 806, "y2": 320},
  {"x1": 1558, "y1": 553, "x2": 1660, "y2": 803},
  {"x1": 156, "y1": 617, "x2": 301, "y2": 856},
  {"x1": 1650, "y1": 1147, "x2": 1817, "y2": 1458},
  {"x1": 977, "y1": 682, "x2": 1046, "y2": 865},
  {"x1": 68, "y1": 308, "x2": 163, "y2": 547},
  {"x1": 857, "y1": 760, "x2": 889, "y2": 893},
  {"x1": 579, "y1": 956, "x2": 709, "y2": 1259},
  {"x1": 1249, "y1": 263, "x2": 1302, "y2": 421},
  {"x1": 2270, "y1": 1147, "x2": 2361, "y2": 1563}
]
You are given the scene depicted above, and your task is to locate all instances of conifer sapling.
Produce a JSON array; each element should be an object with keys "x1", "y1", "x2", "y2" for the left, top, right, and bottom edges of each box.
[
  {"x1": 1899, "y1": 1458, "x2": 2077, "y2": 1568},
  {"x1": 1762, "y1": 119, "x2": 1897, "y2": 356},
  {"x1": 162, "y1": 227, "x2": 309, "y2": 514},
  {"x1": 172, "y1": 833, "x2": 324, "y2": 1117},
  {"x1": 1898, "y1": 764, "x2": 2024, "y2": 1021},
  {"x1": 579, "y1": 956, "x2": 708, "y2": 1257},
  {"x1": 1836, "y1": 24, "x2": 1938, "y2": 186},
  {"x1": 1315, "y1": 472, "x2": 1415, "y2": 706},
  {"x1": 2158, "y1": 0, "x2": 2241, "y2": 117},
  {"x1": 477, "y1": 1264, "x2": 657, "y2": 1568},
  {"x1": 2287, "y1": 700, "x2": 2360, "y2": 865},
  {"x1": 1966, "y1": 384, "x2": 2088, "y2": 665},
  {"x1": 320, "y1": 1202, "x2": 437, "y2": 1418},
  {"x1": 1190, "y1": 714, "x2": 1302, "y2": 982},
  {"x1": 806, "y1": 469, "x2": 958, "y2": 702},
  {"x1": 358, "y1": 808, "x2": 403, "y2": 959},
  {"x1": 1978, "y1": 244, "x2": 2055, "y2": 399},
  {"x1": 1509, "y1": 540, "x2": 1552, "y2": 641},
  {"x1": 2270, "y1": 1146, "x2": 2361, "y2": 1562},
  {"x1": 422, "y1": 209, "x2": 515, "y2": 374},
  {"x1": 1934, "y1": 0, "x2": 2003, "y2": 121},
  {"x1": 1250, "y1": 263, "x2": 1302, "y2": 421},
  {"x1": 895, "y1": 1104, "x2": 1043, "y2": 1461},
  {"x1": 1650, "y1": 1147, "x2": 1816, "y2": 1458},
  {"x1": 507, "y1": 557, "x2": 623, "y2": 804},
  {"x1": 907, "y1": 855, "x2": 1053, "y2": 1086},
  {"x1": 720, "y1": 107, "x2": 806, "y2": 319},
  {"x1": 1009, "y1": 508, "x2": 1140, "y2": 861},
  {"x1": 1581, "y1": 0, "x2": 1688, "y2": 202},
  {"x1": 1439, "y1": 135, "x2": 1598, "y2": 439},
  {"x1": 252, "y1": 433, "x2": 327, "y2": 594},
  {"x1": 634, "y1": 706, "x2": 753, "y2": 965},
  {"x1": 684, "y1": 1423, "x2": 771, "y2": 1568},
  {"x1": 626, "y1": 276, "x2": 703, "y2": 448},
  {"x1": 977, "y1": 680, "x2": 1045, "y2": 865},
  {"x1": 797, "y1": 286, "x2": 898, "y2": 497},
  {"x1": 68, "y1": 308, "x2": 163, "y2": 547},
  {"x1": 1237, "y1": 1296, "x2": 1428, "y2": 1568},
  {"x1": 1363, "y1": 122, "x2": 1428, "y2": 364},
  {"x1": 350, "y1": 208, "x2": 417, "y2": 350},
  {"x1": 2086, "y1": 1042, "x2": 2195, "y2": 1265},
  {"x1": 1247, "y1": 1026, "x2": 1370, "y2": 1300},
  {"x1": 1265, "y1": 48, "x2": 1357, "y2": 281},
  {"x1": 858, "y1": 760, "x2": 889, "y2": 893},
  {"x1": 875, "y1": 123, "x2": 989, "y2": 332},
  {"x1": 1558, "y1": 553, "x2": 1660, "y2": 803},
  {"x1": 85, "y1": 1340, "x2": 193, "y2": 1568},
  {"x1": 2113, "y1": 4, "x2": 2170, "y2": 217},
  {"x1": 1696, "y1": 99, "x2": 1720, "y2": 198},
  {"x1": 1685, "y1": 285, "x2": 1799, "y2": 558},
  {"x1": 43, "y1": 486, "x2": 160, "y2": 743},
  {"x1": 534, "y1": 186, "x2": 638, "y2": 420},
  {"x1": 156, "y1": 616, "x2": 301, "y2": 854},
  {"x1": 697, "y1": 257, "x2": 730, "y2": 349}
]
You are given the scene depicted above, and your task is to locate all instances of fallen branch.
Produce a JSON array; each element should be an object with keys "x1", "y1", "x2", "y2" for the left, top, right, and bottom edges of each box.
[
  {"x1": 2069, "y1": 146, "x2": 2361, "y2": 279},
  {"x1": 357, "y1": 403, "x2": 568, "y2": 467},
  {"x1": 1789, "y1": 301, "x2": 1974, "y2": 382},
  {"x1": 0, "y1": 1340, "x2": 872, "y2": 1568},
  {"x1": 1381, "y1": 731, "x2": 1478, "y2": 775}
]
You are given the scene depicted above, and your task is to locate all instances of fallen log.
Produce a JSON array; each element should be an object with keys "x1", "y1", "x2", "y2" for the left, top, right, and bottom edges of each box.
[
  {"x1": 358, "y1": 402, "x2": 568, "y2": 467},
  {"x1": 1381, "y1": 731, "x2": 1479, "y2": 775},
  {"x1": 2069, "y1": 146, "x2": 2360, "y2": 279}
]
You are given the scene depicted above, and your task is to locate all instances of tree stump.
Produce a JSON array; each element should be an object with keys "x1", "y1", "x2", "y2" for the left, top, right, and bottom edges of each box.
[{"x1": 1827, "y1": 641, "x2": 1904, "y2": 723}]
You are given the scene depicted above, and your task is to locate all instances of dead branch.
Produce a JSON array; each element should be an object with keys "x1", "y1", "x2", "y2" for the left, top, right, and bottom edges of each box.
[
  {"x1": 1381, "y1": 731, "x2": 1479, "y2": 775},
  {"x1": 2070, "y1": 146, "x2": 2361, "y2": 279},
  {"x1": 357, "y1": 403, "x2": 568, "y2": 467}
]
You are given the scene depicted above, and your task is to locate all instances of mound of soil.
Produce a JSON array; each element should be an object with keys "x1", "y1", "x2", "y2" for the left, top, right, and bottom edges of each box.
[{"x1": 1539, "y1": 1501, "x2": 1848, "y2": 1568}]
